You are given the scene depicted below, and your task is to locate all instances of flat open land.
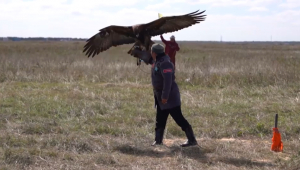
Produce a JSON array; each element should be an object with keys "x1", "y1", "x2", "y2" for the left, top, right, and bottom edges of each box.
[{"x1": 0, "y1": 41, "x2": 300, "y2": 170}]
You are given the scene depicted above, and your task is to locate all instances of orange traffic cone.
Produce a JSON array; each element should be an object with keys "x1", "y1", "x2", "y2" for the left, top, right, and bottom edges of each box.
[{"x1": 271, "y1": 114, "x2": 283, "y2": 152}]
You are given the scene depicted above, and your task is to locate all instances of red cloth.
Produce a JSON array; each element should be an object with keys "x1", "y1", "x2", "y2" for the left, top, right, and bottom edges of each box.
[
  {"x1": 160, "y1": 35, "x2": 180, "y2": 66},
  {"x1": 271, "y1": 127, "x2": 283, "y2": 152}
]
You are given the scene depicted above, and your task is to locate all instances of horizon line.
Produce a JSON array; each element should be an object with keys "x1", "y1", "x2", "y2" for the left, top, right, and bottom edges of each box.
[{"x1": 1, "y1": 36, "x2": 300, "y2": 43}]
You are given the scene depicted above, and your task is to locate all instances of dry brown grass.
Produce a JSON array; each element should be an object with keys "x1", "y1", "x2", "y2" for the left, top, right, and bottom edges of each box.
[{"x1": 0, "y1": 41, "x2": 300, "y2": 169}]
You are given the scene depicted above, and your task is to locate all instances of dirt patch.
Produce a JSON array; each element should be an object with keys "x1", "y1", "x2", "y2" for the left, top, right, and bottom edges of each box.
[{"x1": 160, "y1": 137, "x2": 292, "y2": 164}]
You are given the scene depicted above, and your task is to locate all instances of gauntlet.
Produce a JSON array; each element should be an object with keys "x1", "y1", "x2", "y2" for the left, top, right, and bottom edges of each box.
[{"x1": 130, "y1": 47, "x2": 153, "y2": 65}]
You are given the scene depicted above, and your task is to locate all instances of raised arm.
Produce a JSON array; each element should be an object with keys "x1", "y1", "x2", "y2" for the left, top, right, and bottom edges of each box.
[{"x1": 160, "y1": 35, "x2": 168, "y2": 44}]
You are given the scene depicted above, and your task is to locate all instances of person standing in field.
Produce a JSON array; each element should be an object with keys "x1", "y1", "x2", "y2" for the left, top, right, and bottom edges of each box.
[
  {"x1": 150, "y1": 43, "x2": 198, "y2": 147},
  {"x1": 160, "y1": 35, "x2": 180, "y2": 68}
]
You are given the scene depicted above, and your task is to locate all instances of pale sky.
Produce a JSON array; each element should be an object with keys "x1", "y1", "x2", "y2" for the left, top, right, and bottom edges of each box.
[{"x1": 0, "y1": 0, "x2": 299, "y2": 41}]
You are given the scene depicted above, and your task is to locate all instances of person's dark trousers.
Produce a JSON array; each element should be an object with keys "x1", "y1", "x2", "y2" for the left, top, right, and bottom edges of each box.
[
  {"x1": 156, "y1": 105, "x2": 190, "y2": 131},
  {"x1": 152, "y1": 98, "x2": 198, "y2": 147}
]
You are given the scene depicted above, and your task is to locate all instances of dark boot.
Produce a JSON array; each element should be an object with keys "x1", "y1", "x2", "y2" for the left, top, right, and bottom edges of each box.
[
  {"x1": 180, "y1": 125, "x2": 198, "y2": 147},
  {"x1": 151, "y1": 128, "x2": 164, "y2": 146}
]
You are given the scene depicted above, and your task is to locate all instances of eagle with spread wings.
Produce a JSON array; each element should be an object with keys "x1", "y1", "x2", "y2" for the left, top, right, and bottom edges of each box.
[{"x1": 83, "y1": 10, "x2": 206, "y2": 62}]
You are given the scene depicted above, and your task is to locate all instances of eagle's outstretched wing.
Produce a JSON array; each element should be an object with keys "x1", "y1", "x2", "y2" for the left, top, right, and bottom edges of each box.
[
  {"x1": 83, "y1": 25, "x2": 136, "y2": 58},
  {"x1": 144, "y1": 10, "x2": 206, "y2": 36}
]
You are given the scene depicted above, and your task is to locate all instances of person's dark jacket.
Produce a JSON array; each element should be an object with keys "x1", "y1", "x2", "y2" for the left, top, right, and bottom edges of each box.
[{"x1": 151, "y1": 53, "x2": 181, "y2": 110}]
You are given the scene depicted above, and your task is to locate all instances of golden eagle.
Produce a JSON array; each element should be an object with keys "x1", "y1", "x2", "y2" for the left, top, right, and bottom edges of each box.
[{"x1": 83, "y1": 10, "x2": 206, "y2": 62}]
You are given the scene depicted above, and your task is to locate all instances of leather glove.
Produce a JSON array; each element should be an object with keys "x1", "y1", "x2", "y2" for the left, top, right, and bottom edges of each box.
[{"x1": 130, "y1": 48, "x2": 153, "y2": 65}]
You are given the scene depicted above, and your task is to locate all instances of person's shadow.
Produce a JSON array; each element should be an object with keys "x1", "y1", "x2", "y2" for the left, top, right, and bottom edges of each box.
[{"x1": 113, "y1": 143, "x2": 274, "y2": 168}]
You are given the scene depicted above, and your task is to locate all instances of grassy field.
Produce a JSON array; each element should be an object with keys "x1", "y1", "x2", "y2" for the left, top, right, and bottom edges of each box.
[{"x1": 0, "y1": 41, "x2": 300, "y2": 170}]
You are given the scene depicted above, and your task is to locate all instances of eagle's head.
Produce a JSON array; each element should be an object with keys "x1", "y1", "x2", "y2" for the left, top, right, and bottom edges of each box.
[{"x1": 132, "y1": 24, "x2": 142, "y2": 38}]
